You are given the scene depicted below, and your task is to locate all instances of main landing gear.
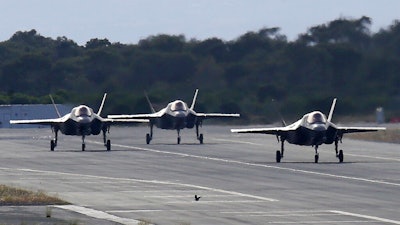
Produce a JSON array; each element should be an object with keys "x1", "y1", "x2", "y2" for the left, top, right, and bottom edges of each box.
[
  {"x1": 146, "y1": 124, "x2": 153, "y2": 144},
  {"x1": 196, "y1": 123, "x2": 203, "y2": 144},
  {"x1": 276, "y1": 137, "x2": 285, "y2": 163},
  {"x1": 50, "y1": 128, "x2": 59, "y2": 151},
  {"x1": 335, "y1": 138, "x2": 344, "y2": 163},
  {"x1": 103, "y1": 127, "x2": 111, "y2": 151},
  {"x1": 275, "y1": 136, "x2": 344, "y2": 163},
  {"x1": 49, "y1": 128, "x2": 111, "y2": 151}
]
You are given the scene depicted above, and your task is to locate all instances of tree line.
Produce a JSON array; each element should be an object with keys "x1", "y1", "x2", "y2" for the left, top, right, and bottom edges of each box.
[{"x1": 0, "y1": 16, "x2": 399, "y2": 123}]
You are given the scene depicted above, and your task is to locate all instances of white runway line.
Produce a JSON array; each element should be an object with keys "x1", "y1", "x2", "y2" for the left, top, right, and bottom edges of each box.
[
  {"x1": 0, "y1": 167, "x2": 279, "y2": 203},
  {"x1": 330, "y1": 210, "x2": 400, "y2": 224},
  {"x1": 106, "y1": 142, "x2": 400, "y2": 187},
  {"x1": 55, "y1": 205, "x2": 142, "y2": 225}
]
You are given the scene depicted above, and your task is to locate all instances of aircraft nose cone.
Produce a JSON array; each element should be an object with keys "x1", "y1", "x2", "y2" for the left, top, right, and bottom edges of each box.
[
  {"x1": 311, "y1": 123, "x2": 327, "y2": 131},
  {"x1": 174, "y1": 111, "x2": 187, "y2": 117},
  {"x1": 78, "y1": 116, "x2": 91, "y2": 124}
]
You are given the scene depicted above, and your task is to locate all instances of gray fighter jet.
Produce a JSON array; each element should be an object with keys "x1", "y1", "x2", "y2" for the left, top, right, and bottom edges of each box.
[
  {"x1": 10, "y1": 93, "x2": 148, "y2": 151},
  {"x1": 108, "y1": 89, "x2": 240, "y2": 144},
  {"x1": 231, "y1": 98, "x2": 385, "y2": 163}
]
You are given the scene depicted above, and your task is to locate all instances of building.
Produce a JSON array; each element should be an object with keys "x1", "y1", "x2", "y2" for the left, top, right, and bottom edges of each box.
[{"x1": 0, "y1": 104, "x2": 72, "y2": 128}]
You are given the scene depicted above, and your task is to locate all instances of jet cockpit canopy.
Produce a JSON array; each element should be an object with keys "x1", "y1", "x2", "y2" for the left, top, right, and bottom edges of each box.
[
  {"x1": 170, "y1": 100, "x2": 188, "y2": 111},
  {"x1": 73, "y1": 105, "x2": 93, "y2": 117},
  {"x1": 306, "y1": 111, "x2": 326, "y2": 124}
]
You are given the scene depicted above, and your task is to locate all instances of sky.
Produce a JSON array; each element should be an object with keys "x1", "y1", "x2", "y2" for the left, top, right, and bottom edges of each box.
[{"x1": 1, "y1": 0, "x2": 400, "y2": 46}]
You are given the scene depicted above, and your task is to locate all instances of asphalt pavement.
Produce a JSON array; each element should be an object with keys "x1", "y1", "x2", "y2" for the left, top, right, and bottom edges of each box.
[{"x1": 0, "y1": 125, "x2": 398, "y2": 224}]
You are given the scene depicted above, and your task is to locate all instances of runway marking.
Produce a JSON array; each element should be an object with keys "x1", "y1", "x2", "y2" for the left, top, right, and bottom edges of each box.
[
  {"x1": 145, "y1": 194, "x2": 232, "y2": 198},
  {"x1": 217, "y1": 138, "x2": 400, "y2": 162},
  {"x1": 341, "y1": 153, "x2": 400, "y2": 162},
  {"x1": 213, "y1": 138, "x2": 265, "y2": 146},
  {"x1": 330, "y1": 210, "x2": 400, "y2": 224},
  {"x1": 55, "y1": 205, "x2": 141, "y2": 225},
  {"x1": 0, "y1": 167, "x2": 278, "y2": 202},
  {"x1": 221, "y1": 210, "x2": 397, "y2": 223},
  {"x1": 104, "y1": 142, "x2": 400, "y2": 187},
  {"x1": 165, "y1": 200, "x2": 265, "y2": 204}
]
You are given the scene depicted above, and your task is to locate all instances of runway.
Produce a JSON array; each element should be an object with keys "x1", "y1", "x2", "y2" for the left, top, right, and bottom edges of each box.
[{"x1": 0, "y1": 125, "x2": 399, "y2": 224}]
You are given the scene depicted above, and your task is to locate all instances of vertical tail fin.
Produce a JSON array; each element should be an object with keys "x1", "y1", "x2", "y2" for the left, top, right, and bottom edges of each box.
[
  {"x1": 145, "y1": 92, "x2": 156, "y2": 113},
  {"x1": 49, "y1": 95, "x2": 62, "y2": 118},
  {"x1": 190, "y1": 89, "x2": 199, "y2": 110},
  {"x1": 327, "y1": 98, "x2": 337, "y2": 122},
  {"x1": 97, "y1": 93, "x2": 107, "y2": 116}
]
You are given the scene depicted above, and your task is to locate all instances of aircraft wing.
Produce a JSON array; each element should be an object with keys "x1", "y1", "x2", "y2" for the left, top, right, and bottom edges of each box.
[
  {"x1": 337, "y1": 126, "x2": 386, "y2": 134},
  {"x1": 231, "y1": 126, "x2": 294, "y2": 135},
  {"x1": 195, "y1": 113, "x2": 240, "y2": 119},
  {"x1": 103, "y1": 118, "x2": 150, "y2": 123},
  {"x1": 108, "y1": 113, "x2": 161, "y2": 119},
  {"x1": 231, "y1": 120, "x2": 301, "y2": 135},
  {"x1": 10, "y1": 118, "x2": 66, "y2": 126}
]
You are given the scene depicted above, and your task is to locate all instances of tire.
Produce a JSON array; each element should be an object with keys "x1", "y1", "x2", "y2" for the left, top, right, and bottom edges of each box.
[
  {"x1": 146, "y1": 133, "x2": 151, "y2": 144},
  {"x1": 82, "y1": 143, "x2": 85, "y2": 151},
  {"x1": 177, "y1": 137, "x2": 181, "y2": 144},
  {"x1": 338, "y1": 150, "x2": 344, "y2": 163},
  {"x1": 106, "y1": 140, "x2": 111, "y2": 151},
  {"x1": 199, "y1": 134, "x2": 204, "y2": 144},
  {"x1": 50, "y1": 140, "x2": 55, "y2": 151},
  {"x1": 276, "y1": 150, "x2": 281, "y2": 163},
  {"x1": 314, "y1": 154, "x2": 319, "y2": 163}
]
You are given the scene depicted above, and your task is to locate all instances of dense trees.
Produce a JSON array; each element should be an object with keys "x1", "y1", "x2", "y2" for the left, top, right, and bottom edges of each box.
[{"x1": 0, "y1": 17, "x2": 399, "y2": 123}]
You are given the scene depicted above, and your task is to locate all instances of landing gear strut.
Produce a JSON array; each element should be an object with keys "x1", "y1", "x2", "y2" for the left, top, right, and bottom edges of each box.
[
  {"x1": 146, "y1": 124, "x2": 153, "y2": 144},
  {"x1": 82, "y1": 135, "x2": 86, "y2": 151},
  {"x1": 335, "y1": 137, "x2": 344, "y2": 163},
  {"x1": 196, "y1": 123, "x2": 203, "y2": 144},
  {"x1": 103, "y1": 127, "x2": 111, "y2": 151},
  {"x1": 50, "y1": 127, "x2": 58, "y2": 151},
  {"x1": 314, "y1": 145, "x2": 319, "y2": 163},
  {"x1": 276, "y1": 137, "x2": 285, "y2": 163}
]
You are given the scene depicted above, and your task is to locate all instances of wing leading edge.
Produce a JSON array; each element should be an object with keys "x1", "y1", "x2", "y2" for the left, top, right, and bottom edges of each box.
[
  {"x1": 10, "y1": 117, "x2": 68, "y2": 125},
  {"x1": 337, "y1": 126, "x2": 386, "y2": 134},
  {"x1": 196, "y1": 113, "x2": 240, "y2": 119}
]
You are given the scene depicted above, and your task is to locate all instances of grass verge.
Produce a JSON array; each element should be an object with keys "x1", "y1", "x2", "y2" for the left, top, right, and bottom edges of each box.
[{"x1": 0, "y1": 184, "x2": 69, "y2": 205}]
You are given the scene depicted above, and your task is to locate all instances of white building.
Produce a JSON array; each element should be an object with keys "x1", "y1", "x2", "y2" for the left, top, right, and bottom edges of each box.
[{"x1": 0, "y1": 104, "x2": 72, "y2": 128}]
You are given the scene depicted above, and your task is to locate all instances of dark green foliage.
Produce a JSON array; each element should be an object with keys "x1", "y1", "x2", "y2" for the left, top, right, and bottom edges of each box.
[{"x1": 0, "y1": 17, "x2": 399, "y2": 123}]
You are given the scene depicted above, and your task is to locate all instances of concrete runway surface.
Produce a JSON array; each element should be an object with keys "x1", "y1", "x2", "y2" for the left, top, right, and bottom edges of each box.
[{"x1": 0, "y1": 125, "x2": 399, "y2": 225}]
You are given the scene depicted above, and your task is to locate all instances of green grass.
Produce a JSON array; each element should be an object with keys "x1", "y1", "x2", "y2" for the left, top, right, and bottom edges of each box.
[{"x1": 0, "y1": 184, "x2": 68, "y2": 205}]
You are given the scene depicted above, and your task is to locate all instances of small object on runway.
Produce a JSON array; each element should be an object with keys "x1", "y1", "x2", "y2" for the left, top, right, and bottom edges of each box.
[{"x1": 194, "y1": 195, "x2": 201, "y2": 201}]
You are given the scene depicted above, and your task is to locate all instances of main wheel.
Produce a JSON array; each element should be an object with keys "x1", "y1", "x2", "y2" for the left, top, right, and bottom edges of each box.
[
  {"x1": 177, "y1": 137, "x2": 181, "y2": 144},
  {"x1": 106, "y1": 140, "x2": 111, "y2": 151},
  {"x1": 82, "y1": 143, "x2": 85, "y2": 151},
  {"x1": 199, "y1": 134, "x2": 204, "y2": 144},
  {"x1": 276, "y1": 150, "x2": 281, "y2": 163},
  {"x1": 146, "y1": 133, "x2": 151, "y2": 144},
  {"x1": 314, "y1": 154, "x2": 319, "y2": 163},
  {"x1": 338, "y1": 150, "x2": 344, "y2": 163},
  {"x1": 50, "y1": 140, "x2": 55, "y2": 151}
]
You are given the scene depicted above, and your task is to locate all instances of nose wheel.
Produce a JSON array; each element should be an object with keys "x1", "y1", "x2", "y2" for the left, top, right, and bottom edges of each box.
[
  {"x1": 314, "y1": 145, "x2": 319, "y2": 163},
  {"x1": 177, "y1": 129, "x2": 181, "y2": 144}
]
